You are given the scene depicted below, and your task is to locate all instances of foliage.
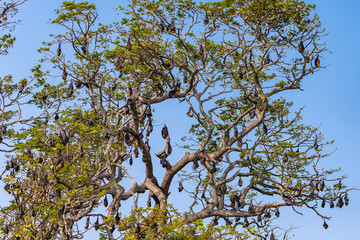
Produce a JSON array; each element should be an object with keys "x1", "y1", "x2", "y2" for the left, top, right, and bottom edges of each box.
[{"x1": 0, "y1": 0, "x2": 351, "y2": 239}]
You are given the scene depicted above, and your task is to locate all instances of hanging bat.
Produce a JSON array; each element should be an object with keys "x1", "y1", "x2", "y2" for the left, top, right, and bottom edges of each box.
[
  {"x1": 224, "y1": 131, "x2": 229, "y2": 143},
  {"x1": 175, "y1": 81, "x2": 181, "y2": 93},
  {"x1": 94, "y1": 217, "x2": 99, "y2": 231},
  {"x1": 165, "y1": 139, "x2": 172, "y2": 156},
  {"x1": 161, "y1": 125, "x2": 169, "y2": 139},
  {"x1": 127, "y1": 87, "x2": 133, "y2": 97},
  {"x1": 178, "y1": 182, "x2": 184, "y2": 192},
  {"x1": 167, "y1": 19, "x2": 176, "y2": 33},
  {"x1": 204, "y1": 12, "x2": 209, "y2": 25},
  {"x1": 193, "y1": 159, "x2": 199, "y2": 169},
  {"x1": 67, "y1": 82, "x2": 74, "y2": 98},
  {"x1": 54, "y1": 113, "x2": 59, "y2": 121},
  {"x1": 104, "y1": 195, "x2": 108, "y2": 207},
  {"x1": 321, "y1": 199, "x2": 325, "y2": 208},
  {"x1": 264, "y1": 53, "x2": 271, "y2": 64},
  {"x1": 238, "y1": 177, "x2": 243, "y2": 187},
  {"x1": 186, "y1": 108, "x2": 193, "y2": 118},
  {"x1": 2, "y1": 13, "x2": 7, "y2": 21},
  {"x1": 344, "y1": 194, "x2": 349, "y2": 206},
  {"x1": 329, "y1": 200, "x2": 334, "y2": 208},
  {"x1": 243, "y1": 217, "x2": 249, "y2": 228},
  {"x1": 62, "y1": 68, "x2": 67, "y2": 81},
  {"x1": 298, "y1": 41, "x2": 305, "y2": 53},
  {"x1": 237, "y1": 66, "x2": 244, "y2": 79},
  {"x1": 336, "y1": 197, "x2": 344, "y2": 208},
  {"x1": 234, "y1": 126, "x2": 238, "y2": 138},
  {"x1": 262, "y1": 123, "x2": 268, "y2": 135},
  {"x1": 315, "y1": 55, "x2": 320, "y2": 67},
  {"x1": 127, "y1": 37, "x2": 132, "y2": 51},
  {"x1": 323, "y1": 220, "x2": 328, "y2": 229},
  {"x1": 314, "y1": 138, "x2": 319, "y2": 150},
  {"x1": 57, "y1": 43, "x2": 61, "y2": 56},
  {"x1": 234, "y1": 51, "x2": 239, "y2": 62},
  {"x1": 115, "y1": 212, "x2": 120, "y2": 223},
  {"x1": 159, "y1": 21, "x2": 165, "y2": 32},
  {"x1": 199, "y1": 44, "x2": 204, "y2": 56},
  {"x1": 275, "y1": 208, "x2": 280, "y2": 217},
  {"x1": 296, "y1": 12, "x2": 301, "y2": 24},
  {"x1": 210, "y1": 162, "x2": 217, "y2": 173}
]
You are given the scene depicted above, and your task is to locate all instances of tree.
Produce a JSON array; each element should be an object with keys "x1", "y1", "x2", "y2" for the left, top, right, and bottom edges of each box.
[{"x1": 0, "y1": 0, "x2": 352, "y2": 239}]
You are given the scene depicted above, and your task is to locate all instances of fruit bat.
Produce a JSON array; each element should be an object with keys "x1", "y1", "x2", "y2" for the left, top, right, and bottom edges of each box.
[
  {"x1": 264, "y1": 53, "x2": 271, "y2": 64},
  {"x1": 186, "y1": 108, "x2": 193, "y2": 118},
  {"x1": 234, "y1": 126, "x2": 238, "y2": 138},
  {"x1": 275, "y1": 208, "x2": 280, "y2": 217},
  {"x1": 115, "y1": 212, "x2": 120, "y2": 223},
  {"x1": 237, "y1": 139, "x2": 242, "y2": 148},
  {"x1": 161, "y1": 158, "x2": 168, "y2": 168},
  {"x1": 129, "y1": 156, "x2": 133, "y2": 165},
  {"x1": 124, "y1": 105, "x2": 130, "y2": 114},
  {"x1": 57, "y1": 43, "x2": 61, "y2": 56},
  {"x1": 296, "y1": 12, "x2": 301, "y2": 24},
  {"x1": 264, "y1": 211, "x2": 271, "y2": 219},
  {"x1": 319, "y1": 180, "x2": 325, "y2": 191},
  {"x1": 234, "y1": 51, "x2": 239, "y2": 62},
  {"x1": 315, "y1": 55, "x2": 320, "y2": 67},
  {"x1": 249, "y1": 110, "x2": 255, "y2": 119},
  {"x1": 59, "y1": 130, "x2": 69, "y2": 146},
  {"x1": 336, "y1": 197, "x2": 344, "y2": 208},
  {"x1": 161, "y1": 125, "x2": 169, "y2": 139},
  {"x1": 321, "y1": 199, "x2": 325, "y2": 208},
  {"x1": 199, "y1": 44, "x2": 204, "y2": 56},
  {"x1": 167, "y1": 19, "x2": 176, "y2": 33},
  {"x1": 126, "y1": 37, "x2": 132, "y2": 51},
  {"x1": 104, "y1": 195, "x2": 108, "y2": 208},
  {"x1": 237, "y1": 66, "x2": 244, "y2": 79},
  {"x1": 224, "y1": 131, "x2": 229, "y2": 143},
  {"x1": 67, "y1": 82, "x2": 74, "y2": 98},
  {"x1": 213, "y1": 218, "x2": 218, "y2": 225},
  {"x1": 2, "y1": 13, "x2": 7, "y2": 21},
  {"x1": 337, "y1": 180, "x2": 342, "y2": 190},
  {"x1": 314, "y1": 139, "x2": 319, "y2": 150},
  {"x1": 110, "y1": 225, "x2": 115, "y2": 233},
  {"x1": 257, "y1": 215, "x2": 261, "y2": 222},
  {"x1": 210, "y1": 162, "x2": 217, "y2": 173},
  {"x1": 62, "y1": 68, "x2": 67, "y2": 81},
  {"x1": 238, "y1": 177, "x2": 243, "y2": 187},
  {"x1": 204, "y1": 12, "x2": 209, "y2": 25},
  {"x1": 127, "y1": 87, "x2": 133, "y2": 97},
  {"x1": 135, "y1": 224, "x2": 141, "y2": 237},
  {"x1": 159, "y1": 22, "x2": 165, "y2": 32},
  {"x1": 175, "y1": 81, "x2": 181, "y2": 93},
  {"x1": 165, "y1": 139, "x2": 172, "y2": 155},
  {"x1": 94, "y1": 217, "x2": 99, "y2": 231},
  {"x1": 330, "y1": 200, "x2": 334, "y2": 208},
  {"x1": 298, "y1": 41, "x2": 305, "y2": 53},
  {"x1": 178, "y1": 182, "x2": 184, "y2": 192},
  {"x1": 75, "y1": 81, "x2": 82, "y2": 89},
  {"x1": 344, "y1": 194, "x2": 349, "y2": 206},
  {"x1": 323, "y1": 220, "x2": 328, "y2": 229},
  {"x1": 85, "y1": 217, "x2": 90, "y2": 230},
  {"x1": 144, "y1": 142, "x2": 151, "y2": 154},
  {"x1": 54, "y1": 113, "x2": 59, "y2": 121},
  {"x1": 262, "y1": 123, "x2": 268, "y2": 134},
  {"x1": 134, "y1": 147, "x2": 139, "y2": 158},
  {"x1": 243, "y1": 217, "x2": 249, "y2": 228},
  {"x1": 193, "y1": 159, "x2": 199, "y2": 169},
  {"x1": 183, "y1": 75, "x2": 188, "y2": 84}
]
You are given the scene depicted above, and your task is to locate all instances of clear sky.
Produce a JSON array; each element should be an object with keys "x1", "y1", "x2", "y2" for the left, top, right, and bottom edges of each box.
[{"x1": 1, "y1": 0, "x2": 359, "y2": 239}]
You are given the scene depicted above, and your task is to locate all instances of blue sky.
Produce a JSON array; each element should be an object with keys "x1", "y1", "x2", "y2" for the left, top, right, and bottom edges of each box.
[{"x1": 1, "y1": 0, "x2": 359, "y2": 239}]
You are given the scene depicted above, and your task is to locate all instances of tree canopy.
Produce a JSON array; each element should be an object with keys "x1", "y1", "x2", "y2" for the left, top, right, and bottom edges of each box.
[{"x1": 0, "y1": 0, "x2": 352, "y2": 239}]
